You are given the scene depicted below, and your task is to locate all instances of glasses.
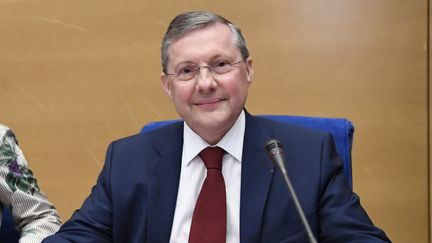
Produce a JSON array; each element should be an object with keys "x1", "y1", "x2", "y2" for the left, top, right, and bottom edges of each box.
[{"x1": 166, "y1": 59, "x2": 245, "y2": 82}]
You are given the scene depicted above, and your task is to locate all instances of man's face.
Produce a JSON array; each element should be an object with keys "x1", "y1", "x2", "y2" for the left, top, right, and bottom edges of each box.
[{"x1": 161, "y1": 23, "x2": 253, "y2": 144}]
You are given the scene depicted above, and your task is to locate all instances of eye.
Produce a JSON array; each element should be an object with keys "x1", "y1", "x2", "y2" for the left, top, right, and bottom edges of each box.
[
  {"x1": 174, "y1": 64, "x2": 198, "y2": 81},
  {"x1": 178, "y1": 66, "x2": 194, "y2": 74},
  {"x1": 214, "y1": 60, "x2": 230, "y2": 67},
  {"x1": 211, "y1": 60, "x2": 233, "y2": 74},
  {"x1": 176, "y1": 64, "x2": 198, "y2": 77}
]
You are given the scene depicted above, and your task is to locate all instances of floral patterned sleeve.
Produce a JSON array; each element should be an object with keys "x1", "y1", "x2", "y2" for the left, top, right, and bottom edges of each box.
[{"x1": 0, "y1": 124, "x2": 61, "y2": 243}]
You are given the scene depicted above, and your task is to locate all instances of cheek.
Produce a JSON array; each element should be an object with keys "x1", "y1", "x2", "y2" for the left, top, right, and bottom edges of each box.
[
  {"x1": 224, "y1": 78, "x2": 250, "y2": 98},
  {"x1": 171, "y1": 85, "x2": 194, "y2": 103}
]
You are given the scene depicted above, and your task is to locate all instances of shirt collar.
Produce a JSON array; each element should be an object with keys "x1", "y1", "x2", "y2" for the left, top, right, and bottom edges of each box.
[{"x1": 183, "y1": 110, "x2": 246, "y2": 165}]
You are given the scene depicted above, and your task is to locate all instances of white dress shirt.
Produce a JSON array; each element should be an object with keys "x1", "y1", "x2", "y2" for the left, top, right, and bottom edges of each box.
[{"x1": 169, "y1": 110, "x2": 245, "y2": 243}]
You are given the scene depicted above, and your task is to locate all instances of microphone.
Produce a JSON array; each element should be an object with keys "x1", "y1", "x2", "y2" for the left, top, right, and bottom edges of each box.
[{"x1": 265, "y1": 139, "x2": 318, "y2": 243}]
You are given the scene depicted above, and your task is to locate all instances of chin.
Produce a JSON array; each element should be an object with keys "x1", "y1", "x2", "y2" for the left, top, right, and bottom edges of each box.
[{"x1": 202, "y1": 115, "x2": 234, "y2": 130}]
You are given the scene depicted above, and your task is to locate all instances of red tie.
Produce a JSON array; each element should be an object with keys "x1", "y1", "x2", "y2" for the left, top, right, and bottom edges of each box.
[{"x1": 189, "y1": 146, "x2": 226, "y2": 243}]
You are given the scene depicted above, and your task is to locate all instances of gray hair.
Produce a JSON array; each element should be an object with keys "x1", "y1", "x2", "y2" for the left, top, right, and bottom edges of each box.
[{"x1": 161, "y1": 11, "x2": 250, "y2": 73}]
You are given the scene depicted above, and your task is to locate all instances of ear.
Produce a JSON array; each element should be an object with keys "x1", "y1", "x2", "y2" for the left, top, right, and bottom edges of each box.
[
  {"x1": 245, "y1": 57, "x2": 254, "y2": 83},
  {"x1": 160, "y1": 72, "x2": 173, "y2": 100}
]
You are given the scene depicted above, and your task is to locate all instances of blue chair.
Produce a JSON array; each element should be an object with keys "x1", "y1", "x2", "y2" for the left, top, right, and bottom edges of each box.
[
  {"x1": 141, "y1": 115, "x2": 354, "y2": 189},
  {"x1": 0, "y1": 206, "x2": 20, "y2": 242}
]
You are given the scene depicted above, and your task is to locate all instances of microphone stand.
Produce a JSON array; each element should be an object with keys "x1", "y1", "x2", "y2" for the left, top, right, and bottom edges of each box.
[{"x1": 266, "y1": 139, "x2": 318, "y2": 243}]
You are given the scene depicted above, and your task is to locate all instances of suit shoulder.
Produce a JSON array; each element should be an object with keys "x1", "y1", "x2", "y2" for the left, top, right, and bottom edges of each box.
[
  {"x1": 109, "y1": 121, "x2": 183, "y2": 148},
  {"x1": 254, "y1": 116, "x2": 328, "y2": 139}
]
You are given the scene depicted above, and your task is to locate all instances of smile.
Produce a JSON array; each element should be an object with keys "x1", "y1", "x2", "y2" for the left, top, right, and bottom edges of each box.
[{"x1": 195, "y1": 98, "x2": 225, "y2": 108}]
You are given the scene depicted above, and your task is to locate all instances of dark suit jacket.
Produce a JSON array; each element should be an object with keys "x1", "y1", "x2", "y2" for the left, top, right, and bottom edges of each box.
[{"x1": 43, "y1": 112, "x2": 390, "y2": 242}]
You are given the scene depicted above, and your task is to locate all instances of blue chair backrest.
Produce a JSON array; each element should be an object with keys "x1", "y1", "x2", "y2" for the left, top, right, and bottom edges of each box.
[
  {"x1": 0, "y1": 206, "x2": 20, "y2": 242},
  {"x1": 141, "y1": 115, "x2": 354, "y2": 189}
]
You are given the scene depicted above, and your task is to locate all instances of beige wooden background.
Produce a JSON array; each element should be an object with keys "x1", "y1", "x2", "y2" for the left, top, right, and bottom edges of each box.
[{"x1": 0, "y1": 0, "x2": 428, "y2": 242}]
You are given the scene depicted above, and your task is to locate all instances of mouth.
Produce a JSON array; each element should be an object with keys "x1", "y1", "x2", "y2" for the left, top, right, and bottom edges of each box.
[{"x1": 194, "y1": 98, "x2": 225, "y2": 109}]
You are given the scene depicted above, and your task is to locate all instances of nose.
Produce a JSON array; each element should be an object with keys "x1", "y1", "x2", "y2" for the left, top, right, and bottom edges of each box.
[{"x1": 195, "y1": 67, "x2": 217, "y2": 92}]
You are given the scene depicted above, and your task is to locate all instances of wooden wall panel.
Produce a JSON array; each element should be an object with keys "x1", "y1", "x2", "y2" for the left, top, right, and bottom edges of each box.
[
  {"x1": 429, "y1": 0, "x2": 431, "y2": 241},
  {"x1": 0, "y1": 0, "x2": 427, "y2": 242}
]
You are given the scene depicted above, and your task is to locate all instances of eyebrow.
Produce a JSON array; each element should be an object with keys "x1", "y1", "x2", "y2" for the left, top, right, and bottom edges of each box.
[{"x1": 176, "y1": 55, "x2": 233, "y2": 66}]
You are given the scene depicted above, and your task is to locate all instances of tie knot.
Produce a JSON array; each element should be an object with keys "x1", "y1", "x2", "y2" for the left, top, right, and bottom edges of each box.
[{"x1": 199, "y1": 146, "x2": 225, "y2": 170}]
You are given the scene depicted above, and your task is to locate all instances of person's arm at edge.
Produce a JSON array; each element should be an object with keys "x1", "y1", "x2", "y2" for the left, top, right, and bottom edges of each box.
[{"x1": 0, "y1": 125, "x2": 61, "y2": 243}]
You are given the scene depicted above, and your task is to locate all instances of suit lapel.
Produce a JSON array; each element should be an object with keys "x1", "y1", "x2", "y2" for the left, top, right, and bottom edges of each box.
[
  {"x1": 240, "y1": 113, "x2": 275, "y2": 243},
  {"x1": 147, "y1": 123, "x2": 183, "y2": 242}
]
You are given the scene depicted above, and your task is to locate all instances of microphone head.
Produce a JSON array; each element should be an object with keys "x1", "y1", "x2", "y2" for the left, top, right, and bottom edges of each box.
[
  {"x1": 265, "y1": 139, "x2": 287, "y2": 174},
  {"x1": 265, "y1": 139, "x2": 283, "y2": 154}
]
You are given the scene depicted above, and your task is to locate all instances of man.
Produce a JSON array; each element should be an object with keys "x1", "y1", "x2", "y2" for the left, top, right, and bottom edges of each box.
[
  {"x1": 43, "y1": 11, "x2": 390, "y2": 242},
  {"x1": 0, "y1": 124, "x2": 61, "y2": 243}
]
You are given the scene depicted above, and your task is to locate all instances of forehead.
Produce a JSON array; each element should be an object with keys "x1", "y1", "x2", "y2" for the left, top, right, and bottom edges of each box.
[{"x1": 167, "y1": 23, "x2": 239, "y2": 64}]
